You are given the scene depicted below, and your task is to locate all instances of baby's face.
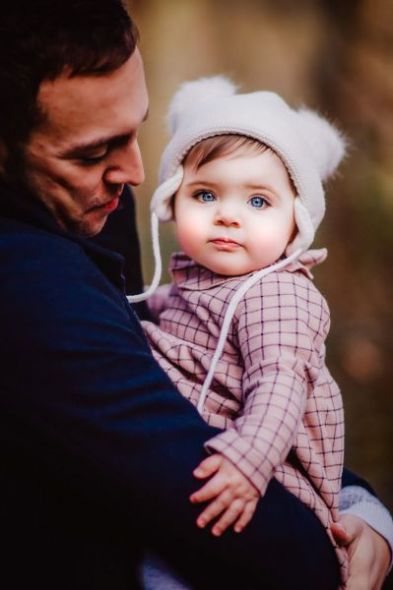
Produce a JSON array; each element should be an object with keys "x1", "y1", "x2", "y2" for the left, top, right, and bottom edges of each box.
[{"x1": 173, "y1": 148, "x2": 296, "y2": 276}]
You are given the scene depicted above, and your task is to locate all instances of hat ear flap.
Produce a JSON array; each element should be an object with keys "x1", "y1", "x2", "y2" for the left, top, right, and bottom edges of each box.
[
  {"x1": 297, "y1": 108, "x2": 347, "y2": 181},
  {"x1": 167, "y1": 76, "x2": 238, "y2": 133},
  {"x1": 150, "y1": 166, "x2": 184, "y2": 221},
  {"x1": 286, "y1": 198, "x2": 315, "y2": 256}
]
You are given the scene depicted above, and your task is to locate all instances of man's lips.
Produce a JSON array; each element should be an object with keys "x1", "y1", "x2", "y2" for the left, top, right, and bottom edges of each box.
[
  {"x1": 101, "y1": 196, "x2": 120, "y2": 212},
  {"x1": 89, "y1": 193, "x2": 122, "y2": 214}
]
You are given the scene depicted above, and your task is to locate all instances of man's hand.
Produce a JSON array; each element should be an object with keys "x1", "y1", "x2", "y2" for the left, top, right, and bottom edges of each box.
[
  {"x1": 189, "y1": 454, "x2": 259, "y2": 537},
  {"x1": 332, "y1": 514, "x2": 391, "y2": 590}
]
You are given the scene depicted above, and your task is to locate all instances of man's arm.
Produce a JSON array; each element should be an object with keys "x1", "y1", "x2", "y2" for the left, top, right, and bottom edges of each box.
[
  {"x1": 333, "y1": 514, "x2": 391, "y2": 590},
  {"x1": 1, "y1": 231, "x2": 341, "y2": 589},
  {"x1": 335, "y1": 471, "x2": 393, "y2": 589},
  {"x1": 340, "y1": 468, "x2": 393, "y2": 566}
]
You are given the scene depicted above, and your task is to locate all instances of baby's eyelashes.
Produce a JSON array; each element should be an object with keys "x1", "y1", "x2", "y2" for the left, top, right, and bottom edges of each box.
[
  {"x1": 248, "y1": 195, "x2": 269, "y2": 209},
  {"x1": 193, "y1": 190, "x2": 216, "y2": 203}
]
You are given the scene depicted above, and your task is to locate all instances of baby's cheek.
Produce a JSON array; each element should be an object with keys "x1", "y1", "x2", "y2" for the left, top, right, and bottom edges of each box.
[
  {"x1": 260, "y1": 223, "x2": 290, "y2": 250},
  {"x1": 176, "y1": 221, "x2": 204, "y2": 253}
]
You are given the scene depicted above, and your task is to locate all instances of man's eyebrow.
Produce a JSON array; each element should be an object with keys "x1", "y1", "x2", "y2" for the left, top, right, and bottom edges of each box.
[
  {"x1": 62, "y1": 107, "x2": 149, "y2": 156},
  {"x1": 62, "y1": 135, "x2": 119, "y2": 155}
]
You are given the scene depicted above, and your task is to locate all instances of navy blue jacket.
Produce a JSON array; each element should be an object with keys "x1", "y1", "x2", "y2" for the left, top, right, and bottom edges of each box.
[{"x1": 0, "y1": 182, "x2": 369, "y2": 589}]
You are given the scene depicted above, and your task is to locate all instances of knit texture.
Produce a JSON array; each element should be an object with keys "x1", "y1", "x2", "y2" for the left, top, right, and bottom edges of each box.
[{"x1": 150, "y1": 77, "x2": 346, "y2": 255}]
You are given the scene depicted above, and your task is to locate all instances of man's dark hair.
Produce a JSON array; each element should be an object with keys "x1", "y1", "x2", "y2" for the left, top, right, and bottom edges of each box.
[{"x1": 0, "y1": 0, "x2": 138, "y2": 145}]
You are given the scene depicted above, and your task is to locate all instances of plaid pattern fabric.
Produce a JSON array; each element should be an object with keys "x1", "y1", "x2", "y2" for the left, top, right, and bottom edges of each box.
[{"x1": 143, "y1": 249, "x2": 347, "y2": 583}]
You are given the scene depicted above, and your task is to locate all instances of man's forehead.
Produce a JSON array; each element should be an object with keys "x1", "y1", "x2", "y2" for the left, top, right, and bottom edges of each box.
[
  {"x1": 39, "y1": 54, "x2": 145, "y2": 108},
  {"x1": 34, "y1": 50, "x2": 149, "y2": 144}
]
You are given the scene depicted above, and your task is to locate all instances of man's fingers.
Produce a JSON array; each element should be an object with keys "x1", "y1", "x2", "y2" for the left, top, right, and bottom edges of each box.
[
  {"x1": 331, "y1": 515, "x2": 362, "y2": 546},
  {"x1": 193, "y1": 454, "x2": 222, "y2": 479},
  {"x1": 331, "y1": 522, "x2": 351, "y2": 545},
  {"x1": 346, "y1": 577, "x2": 369, "y2": 590},
  {"x1": 195, "y1": 490, "x2": 233, "y2": 528}
]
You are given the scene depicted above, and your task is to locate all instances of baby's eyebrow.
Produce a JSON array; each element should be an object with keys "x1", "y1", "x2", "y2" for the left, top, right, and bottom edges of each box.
[
  {"x1": 185, "y1": 180, "x2": 218, "y2": 187},
  {"x1": 185, "y1": 179, "x2": 275, "y2": 192},
  {"x1": 244, "y1": 183, "x2": 272, "y2": 191}
]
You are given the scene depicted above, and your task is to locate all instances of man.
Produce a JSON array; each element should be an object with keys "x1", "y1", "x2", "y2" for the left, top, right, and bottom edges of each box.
[{"x1": 0, "y1": 1, "x2": 391, "y2": 588}]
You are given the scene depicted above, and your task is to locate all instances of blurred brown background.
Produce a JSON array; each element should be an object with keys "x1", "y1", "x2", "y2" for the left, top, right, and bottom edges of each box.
[{"x1": 127, "y1": 0, "x2": 393, "y2": 516}]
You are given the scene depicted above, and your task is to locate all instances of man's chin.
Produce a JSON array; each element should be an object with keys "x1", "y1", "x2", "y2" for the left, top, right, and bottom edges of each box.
[{"x1": 72, "y1": 214, "x2": 110, "y2": 238}]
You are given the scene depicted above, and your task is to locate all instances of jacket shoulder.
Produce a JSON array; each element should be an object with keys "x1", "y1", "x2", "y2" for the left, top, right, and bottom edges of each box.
[{"x1": 0, "y1": 216, "x2": 86, "y2": 267}]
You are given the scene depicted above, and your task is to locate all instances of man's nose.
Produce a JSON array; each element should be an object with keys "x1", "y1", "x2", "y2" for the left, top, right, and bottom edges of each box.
[{"x1": 104, "y1": 139, "x2": 145, "y2": 187}]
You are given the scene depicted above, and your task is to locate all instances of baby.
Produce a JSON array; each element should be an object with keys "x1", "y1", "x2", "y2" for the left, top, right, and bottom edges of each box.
[{"x1": 131, "y1": 77, "x2": 348, "y2": 587}]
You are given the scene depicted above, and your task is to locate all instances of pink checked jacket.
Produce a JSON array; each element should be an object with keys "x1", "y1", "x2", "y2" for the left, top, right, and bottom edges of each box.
[{"x1": 142, "y1": 249, "x2": 347, "y2": 577}]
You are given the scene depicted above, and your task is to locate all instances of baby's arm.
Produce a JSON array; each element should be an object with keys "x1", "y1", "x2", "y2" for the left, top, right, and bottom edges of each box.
[
  {"x1": 204, "y1": 272, "x2": 334, "y2": 497},
  {"x1": 190, "y1": 453, "x2": 259, "y2": 536}
]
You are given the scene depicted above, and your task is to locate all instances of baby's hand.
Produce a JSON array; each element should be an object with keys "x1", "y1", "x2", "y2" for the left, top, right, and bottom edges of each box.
[{"x1": 190, "y1": 454, "x2": 259, "y2": 536}]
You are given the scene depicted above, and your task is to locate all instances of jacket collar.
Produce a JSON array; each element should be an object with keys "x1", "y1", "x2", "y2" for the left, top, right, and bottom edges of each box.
[
  {"x1": 169, "y1": 248, "x2": 327, "y2": 292},
  {"x1": 0, "y1": 179, "x2": 126, "y2": 290}
]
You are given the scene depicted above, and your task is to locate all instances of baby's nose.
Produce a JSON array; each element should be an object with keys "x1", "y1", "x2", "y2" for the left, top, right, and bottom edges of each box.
[{"x1": 214, "y1": 205, "x2": 241, "y2": 227}]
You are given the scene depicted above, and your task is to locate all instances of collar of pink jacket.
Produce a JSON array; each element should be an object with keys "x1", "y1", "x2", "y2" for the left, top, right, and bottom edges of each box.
[{"x1": 170, "y1": 248, "x2": 328, "y2": 291}]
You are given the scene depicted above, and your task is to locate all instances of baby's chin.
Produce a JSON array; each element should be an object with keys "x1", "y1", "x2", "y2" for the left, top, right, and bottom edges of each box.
[
  {"x1": 201, "y1": 260, "x2": 267, "y2": 277},
  {"x1": 201, "y1": 254, "x2": 287, "y2": 276}
]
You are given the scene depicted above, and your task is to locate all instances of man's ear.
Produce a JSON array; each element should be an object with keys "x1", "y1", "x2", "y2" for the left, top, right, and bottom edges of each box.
[{"x1": 0, "y1": 141, "x2": 7, "y2": 175}]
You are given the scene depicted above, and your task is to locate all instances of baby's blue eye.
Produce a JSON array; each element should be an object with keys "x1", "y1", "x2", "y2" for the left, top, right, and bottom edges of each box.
[
  {"x1": 249, "y1": 195, "x2": 267, "y2": 209},
  {"x1": 196, "y1": 191, "x2": 216, "y2": 203}
]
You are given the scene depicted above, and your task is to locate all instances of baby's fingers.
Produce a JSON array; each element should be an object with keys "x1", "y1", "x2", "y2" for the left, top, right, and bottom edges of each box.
[
  {"x1": 190, "y1": 471, "x2": 227, "y2": 504},
  {"x1": 233, "y1": 499, "x2": 258, "y2": 533},
  {"x1": 195, "y1": 489, "x2": 233, "y2": 529},
  {"x1": 211, "y1": 499, "x2": 245, "y2": 536},
  {"x1": 193, "y1": 454, "x2": 223, "y2": 479}
]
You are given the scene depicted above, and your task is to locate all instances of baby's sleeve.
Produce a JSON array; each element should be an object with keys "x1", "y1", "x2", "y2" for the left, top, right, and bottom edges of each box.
[
  {"x1": 145, "y1": 283, "x2": 173, "y2": 323},
  {"x1": 205, "y1": 271, "x2": 330, "y2": 495}
]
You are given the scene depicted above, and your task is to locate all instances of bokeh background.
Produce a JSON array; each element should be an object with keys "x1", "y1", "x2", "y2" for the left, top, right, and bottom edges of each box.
[{"x1": 127, "y1": 0, "x2": 393, "y2": 522}]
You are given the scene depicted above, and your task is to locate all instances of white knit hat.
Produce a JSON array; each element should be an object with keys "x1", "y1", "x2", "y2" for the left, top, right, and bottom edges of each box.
[
  {"x1": 150, "y1": 76, "x2": 347, "y2": 256},
  {"x1": 128, "y1": 76, "x2": 346, "y2": 304}
]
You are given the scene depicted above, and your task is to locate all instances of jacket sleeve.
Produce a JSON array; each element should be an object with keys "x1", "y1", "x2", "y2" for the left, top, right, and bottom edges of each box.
[{"x1": 205, "y1": 270, "x2": 332, "y2": 495}]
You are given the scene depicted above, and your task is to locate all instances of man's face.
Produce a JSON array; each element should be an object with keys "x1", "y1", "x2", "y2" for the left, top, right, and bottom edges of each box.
[{"x1": 14, "y1": 48, "x2": 148, "y2": 236}]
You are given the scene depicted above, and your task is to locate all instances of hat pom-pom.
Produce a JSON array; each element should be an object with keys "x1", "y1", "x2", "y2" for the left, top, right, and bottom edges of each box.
[
  {"x1": 297, "y1": 109, "x2": 347, "y2": 181},
  {"x1": 167, "y1": 76, "x2": 238, "y2": 133}
]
